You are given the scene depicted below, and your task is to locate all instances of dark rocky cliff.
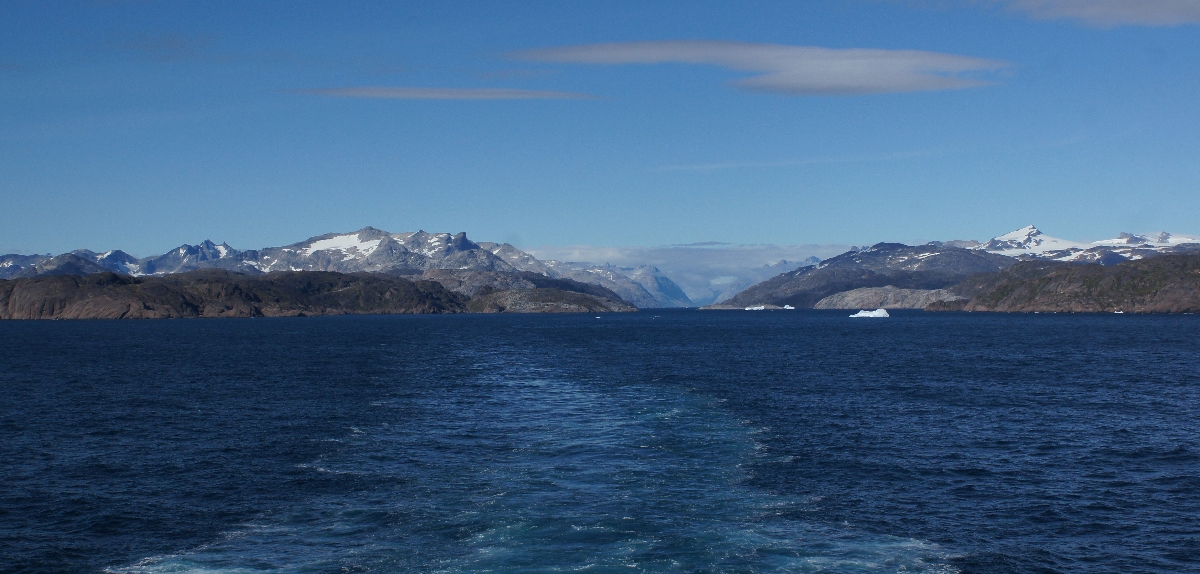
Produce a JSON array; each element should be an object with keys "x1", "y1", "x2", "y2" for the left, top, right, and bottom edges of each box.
[{"x1": 0, "y1": 270, "x2": 467, "y2": 319}]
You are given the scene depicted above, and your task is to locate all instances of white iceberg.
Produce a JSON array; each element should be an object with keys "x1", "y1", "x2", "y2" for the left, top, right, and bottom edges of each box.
[{"x1": 849, "y1": 309, "x2": 890, "y2": 318}]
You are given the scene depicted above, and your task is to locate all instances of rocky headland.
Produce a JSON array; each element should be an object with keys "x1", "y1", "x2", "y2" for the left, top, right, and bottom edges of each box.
[
  {"x1": 707, "y1": 242, "x2": 1014, "y2": 309},
  {"x1": 928, "y1": 254, "x2": 1200, "y2": 313},
  {"x1": 812, "y1": 286, "x2": 965, "y2": 309}
]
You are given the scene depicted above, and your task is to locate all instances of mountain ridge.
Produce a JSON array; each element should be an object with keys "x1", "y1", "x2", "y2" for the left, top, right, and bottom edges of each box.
[
  {"x1": 711, "y1": 242, "x2": 1016, "y2": 309},
  {"x1": 704, "y1": 225, "x2": 1200, "y2": 310},
  {"x1": 973, "y1": 225, "x2": 1200, "y2": 263}
]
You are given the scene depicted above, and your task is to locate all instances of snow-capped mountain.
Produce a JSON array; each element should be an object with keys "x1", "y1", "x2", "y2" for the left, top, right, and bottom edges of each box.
[
  {"x1": 98, "y1": 228, "x2": 517, "y2": 276},
  {"x1": 248, "y1": 229, "x2": 516, "y2": 274},
  {"x1": 139, "y1": 241, "x2": 239, "y2": 275},
  {"x1": 88, "y1": 250, "x2": 142, "y2": 275},
  {"x1": 977, "y1": 225, "x2": 1088, "y2": 255},
  {"x1": 976, "y1": 225, "x2": 1200, "y2": 264}
]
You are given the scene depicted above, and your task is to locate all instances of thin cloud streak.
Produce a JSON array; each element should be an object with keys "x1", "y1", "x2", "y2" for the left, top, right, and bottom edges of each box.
[
  {"x1": 657, "y1": 150, "x2": 943, "y2": 171},
  {"x1": 297, "y1": 87, "x2": 595, "y2": 100},
  {"x1": 513, "y1": 41, "x2": 1008, "y2": 95},
  {"x1": 115, "y1": 33, "x2": 216, "y2": 62},
  {"x1": 1003, "y1": 0, "x2": 1200, "y2": 26}
]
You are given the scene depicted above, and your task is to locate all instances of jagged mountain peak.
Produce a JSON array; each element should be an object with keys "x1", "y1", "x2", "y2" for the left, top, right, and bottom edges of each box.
[
  {"x1": 484, "y1": 242, "x2": 555, "y2": 275},
  {"x1": 995, "y1": 225, "x2": 1041, "y2": 241},
  {"x1": 450, "y1": 231, "x2": 478, "y2": 251},
  {"x1": 196, "y1": 240, "x2": 234, "y2": 258},
  {"x1": 95, "y1": 249, "x2": 137, "y2": 261},
  {"x1": 630, "y1": 265, "x2": 662, "y2": 275}
]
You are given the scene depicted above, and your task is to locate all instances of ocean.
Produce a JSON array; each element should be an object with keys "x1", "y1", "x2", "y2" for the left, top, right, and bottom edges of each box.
[{"x1": 2, "y1": 310, "x2": 1198, "y2": 573}]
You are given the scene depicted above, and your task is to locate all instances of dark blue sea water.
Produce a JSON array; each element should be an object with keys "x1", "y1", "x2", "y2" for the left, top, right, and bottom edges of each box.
[{"x1": 2, "y1": 310, "x2": 1199, "y2": 573}]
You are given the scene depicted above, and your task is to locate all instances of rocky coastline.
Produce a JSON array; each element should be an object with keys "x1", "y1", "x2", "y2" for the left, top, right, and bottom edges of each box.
[{"x1": 0, "y1": 270, "x2": 638, "y2": 320}]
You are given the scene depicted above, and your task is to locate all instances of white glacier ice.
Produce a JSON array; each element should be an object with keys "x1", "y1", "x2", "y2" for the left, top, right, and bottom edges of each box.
[{"x1": 849, "y1": 309, "x2": 890, "y2": 318}]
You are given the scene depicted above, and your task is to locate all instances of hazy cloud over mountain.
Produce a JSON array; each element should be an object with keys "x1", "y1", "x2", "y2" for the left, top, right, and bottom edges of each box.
[
  {"x1": 527, "y1": 243, "x2": 850, "y2": 305},
  {"x1": 514, "y1": 41, "x2": 1007, "y2": 95}
]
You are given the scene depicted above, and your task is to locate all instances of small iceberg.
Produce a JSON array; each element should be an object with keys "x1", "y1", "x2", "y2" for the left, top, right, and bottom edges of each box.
[{"x1": 849, "y1": 309, "x2": 889, "y2": 318}]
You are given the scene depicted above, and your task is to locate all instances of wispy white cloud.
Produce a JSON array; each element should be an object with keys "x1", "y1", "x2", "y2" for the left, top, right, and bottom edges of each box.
[
  {"x1": 121, "y1": 33, "x2": 218, "y2": 62},
  {"x1": 1002, "y1": 0, "x2": 1200, "y2": 26},
  {"x1": 513, "y1": 40, "x2": 1007, "y2": 95},
  {"x1": 297, "y1": 87, "x2": 594, "y2": 100}
]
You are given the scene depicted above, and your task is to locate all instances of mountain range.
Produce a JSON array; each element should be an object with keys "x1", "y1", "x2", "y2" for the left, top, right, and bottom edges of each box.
[
  {"x1": 0, "y1": 228, "x2": 693, "y2": 309},
  {"x1": 5, "y1": 224, "x2": 1199, "y2": 314},
  {"x1": 974, "y1": 225, "x2": 1200, "y2": 264}
]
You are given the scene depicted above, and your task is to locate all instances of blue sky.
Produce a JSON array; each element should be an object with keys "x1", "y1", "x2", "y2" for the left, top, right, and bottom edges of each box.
[{"x1": 2, "y1": 1, "x2": 1198, "y2": 256}]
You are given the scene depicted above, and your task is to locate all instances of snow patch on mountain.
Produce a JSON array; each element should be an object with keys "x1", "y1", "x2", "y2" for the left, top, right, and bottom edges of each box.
[{"x1": 302, "y1": 234, "x2": 382, "y2": 258}]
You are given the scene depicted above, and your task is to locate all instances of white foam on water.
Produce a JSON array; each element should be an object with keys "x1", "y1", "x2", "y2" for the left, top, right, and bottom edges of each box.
[{"x1": 112, "y1": 362, "x2": 959, "y2": 573}]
